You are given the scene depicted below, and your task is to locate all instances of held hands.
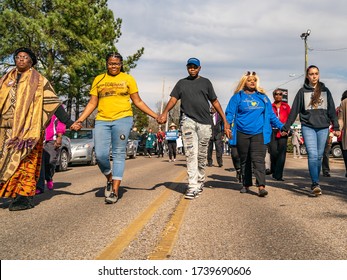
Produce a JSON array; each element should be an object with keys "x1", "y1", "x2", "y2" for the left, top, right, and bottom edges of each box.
[
  {"x1": 280, "y1": 126, "x2": 288, "y2": 137},
  {"x1": 156, "y1": 113, "x2": 168, "y2": 124},
  {"x1": 70, "y1": 121, "x2": 82, "y2": 131}
]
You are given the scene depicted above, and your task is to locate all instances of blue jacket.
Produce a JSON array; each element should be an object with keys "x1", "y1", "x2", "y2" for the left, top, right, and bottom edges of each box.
[{"x1": 225, "y1": 90, "x2": 284, "y2": 145}]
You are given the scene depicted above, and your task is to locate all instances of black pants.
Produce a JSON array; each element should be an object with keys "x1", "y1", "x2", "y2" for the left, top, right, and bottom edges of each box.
[
  {"x1": 342, "y1": 149, "x2": 347, "y2": 173},
  {"x1": 37, "y1": 141, "x2": 59, "y2": 191},
  {"x1": 157, "y1": 142, "x2": 164, "y2": 157},
  {"x1": 230, "y1": 145, "x2": 252, "y2": 185},
  {"x1": 230, "y1": 145, "x2": 240, "y2": 170},
  {"x1": 146, "y1": 148, "x2": 153, "y2": 156},
  {"x1": 322, "y1": 141, "x2": 331, "y2": 174},
  {"x1": 167, "y1": 141, "x2": 177, "y2": 160},
  {"x1": 207, "y1": 136, "x2": 223, "y2": 166},
  {"x1": 237, "y1": 131, "x2": 266, "y2": 187},
  {"x1": 268, "y1": 132, "x2": 288, "y2": 180}
]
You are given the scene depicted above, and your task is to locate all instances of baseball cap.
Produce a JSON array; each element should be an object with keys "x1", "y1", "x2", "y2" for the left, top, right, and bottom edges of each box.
[{"x1": 186, "y1": 57, "x2": 200, "y2": 67}]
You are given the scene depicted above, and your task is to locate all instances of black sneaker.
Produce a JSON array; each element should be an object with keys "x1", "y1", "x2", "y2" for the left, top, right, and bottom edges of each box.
[
  {"x1": 240, "y1": 186, "x2": 249, "y2": 193},
  {"x1": 9, "y1": 195, "x2": 34, "y2": 211},
  {"x1": 104, "y1": 181, "x2": 112, "y2": 198},
  {"x1": 265, "y1": 169, "x2": 272, "y2": 175},
  {"x1": 323, "y1": 173, "x2": 331, "y2": 177},
  {"x1": 258, "y1": 188, "x2": 268, "y2": 197}
]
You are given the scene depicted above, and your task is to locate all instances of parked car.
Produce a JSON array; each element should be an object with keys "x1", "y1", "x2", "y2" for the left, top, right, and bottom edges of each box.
[
  {"x1": 55, "y1": 135, "x2": 72, "y2": 172},
  {"x1": 64, "y1": 128, "x2": 97, "y2": 166},
  {"x1": 110, "y1": 139, "x2": 138, "y2": 160},
  {"x1": 299, "y1": 138, "x2": 342, "y2": 158},
  {"x1": 331, "y1": 140, "x2": 342, "y2": 158},
  {"x1": 126, "y1": 139, "x2": 138, "y2": 159}
]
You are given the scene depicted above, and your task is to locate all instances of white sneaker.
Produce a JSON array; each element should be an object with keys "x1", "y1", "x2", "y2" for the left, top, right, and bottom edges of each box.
[
  {"x1": 184, "y1": 188, "x2": 198, "y2": 199},
  {"x1": 105, "y1": 192, "x2": 118, "y2": 204}
]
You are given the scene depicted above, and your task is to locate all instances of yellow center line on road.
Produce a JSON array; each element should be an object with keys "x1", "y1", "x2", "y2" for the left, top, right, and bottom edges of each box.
[
  {"x1": 147, "y1": 195, "x2": 190, "y2": 260},
  {"x1": 95, "y1": 170, "x2": 187, "y2": 260}
]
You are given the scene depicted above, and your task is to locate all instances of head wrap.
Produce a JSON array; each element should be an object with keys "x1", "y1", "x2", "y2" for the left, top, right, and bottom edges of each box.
[{"x1": 13, "y1": 47, "x2": 37, "y2": 66}]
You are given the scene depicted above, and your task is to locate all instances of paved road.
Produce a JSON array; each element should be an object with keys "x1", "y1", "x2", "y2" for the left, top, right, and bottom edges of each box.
[{"x1": 0, "y1": 154, "x2": 346, "y2": 260}]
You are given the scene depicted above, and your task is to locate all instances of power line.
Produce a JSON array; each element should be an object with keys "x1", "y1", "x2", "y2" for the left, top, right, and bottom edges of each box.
[
  {"x1": 309, "y1": 47, "x2": 347, "y2": 52},
  {"x1": 269, "y1": 74, "x2": 304, "y2": 92}
]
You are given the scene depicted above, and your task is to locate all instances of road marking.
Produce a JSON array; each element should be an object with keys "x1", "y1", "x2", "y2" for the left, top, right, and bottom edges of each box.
[
  {"x1": 147, "y1": 196, "x2": 190, "y2": 260},
  {"x1": 95, "y1": 170, "x2": 187, "y2": 260}
]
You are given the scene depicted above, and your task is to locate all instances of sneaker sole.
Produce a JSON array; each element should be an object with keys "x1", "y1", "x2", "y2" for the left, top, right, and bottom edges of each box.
[
  {"x1": 312, "y1": 189, "x2": 322, "y2": 196},
  {"x1": 105, "y1": 196, "x2": 118, "y2": 204}
]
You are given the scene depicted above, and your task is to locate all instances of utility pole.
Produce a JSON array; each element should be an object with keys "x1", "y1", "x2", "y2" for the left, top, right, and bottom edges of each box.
[
  {"x1": 160, "y1": 78, "x2": 165, "y2": 115},
  {"x1": 300, "y1": 29, "x2": 311, "y2": 74}
]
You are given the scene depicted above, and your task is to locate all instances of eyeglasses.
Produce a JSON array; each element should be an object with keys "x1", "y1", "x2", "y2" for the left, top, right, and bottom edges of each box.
[
  {"x1": 107, "y1": 62, "x2": 122, "y2": 67},
  {"x1": 274, "y1": 92, "x2": 283, "y2": 96},
  {"x1": 245, "y1": 71, "x2": 256, "y2": 76},
  {"x1": 187, "y1": 64, "x2": 199, "y2": 69},
  {"x1": 15, "y1": 55, "x2": 30, "y2": 60}
]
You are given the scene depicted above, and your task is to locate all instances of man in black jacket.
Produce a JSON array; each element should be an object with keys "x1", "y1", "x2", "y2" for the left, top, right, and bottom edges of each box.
[{"x1": 207, "y1": 106, "x2": 223, "y2": 167}]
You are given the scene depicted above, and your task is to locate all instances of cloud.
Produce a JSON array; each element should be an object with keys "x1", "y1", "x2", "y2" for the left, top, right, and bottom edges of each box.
[{"x1": 109, "y1": 0, "x2": 347, "y2": 108}]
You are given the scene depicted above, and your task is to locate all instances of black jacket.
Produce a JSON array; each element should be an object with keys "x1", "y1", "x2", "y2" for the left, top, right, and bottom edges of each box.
[
  {"x1": 283, "y1": 82, "x2": 339, "y2": 131},
  {"x1": 211, "y1": 112, "x2": 223, "y2": 139}
]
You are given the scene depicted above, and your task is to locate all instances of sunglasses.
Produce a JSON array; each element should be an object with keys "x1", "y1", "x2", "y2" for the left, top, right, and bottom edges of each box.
[
  {"x1": 245, "y1": 71, "x2": 256, "y2": 76},
  {"x1": 274, "y1": 92, "x2": 283, "y2": 96},
  {"x1": 15, "y1": 55, "x2": 30, "y2": 60}
]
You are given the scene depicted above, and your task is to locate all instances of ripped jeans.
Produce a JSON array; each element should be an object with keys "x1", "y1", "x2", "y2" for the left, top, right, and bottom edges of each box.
[{"x1": 181, "y1": 116, "x2": 212, "y2": 190}]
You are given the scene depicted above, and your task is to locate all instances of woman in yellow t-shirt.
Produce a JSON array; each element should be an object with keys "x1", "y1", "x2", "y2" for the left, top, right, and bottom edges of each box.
[{"x1": 73, "y1": 53, "x2": 158, "y2": 204}]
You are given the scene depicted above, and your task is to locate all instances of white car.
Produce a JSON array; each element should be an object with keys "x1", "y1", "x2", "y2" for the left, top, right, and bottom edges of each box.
[{"x1": 64, "y1": 129, "x2": 97, "y2": 166}]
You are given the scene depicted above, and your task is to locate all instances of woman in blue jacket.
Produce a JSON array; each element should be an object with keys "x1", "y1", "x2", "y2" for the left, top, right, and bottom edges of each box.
[{"x1": 225, "y1": 71, "x2": 283, "y2": 197}]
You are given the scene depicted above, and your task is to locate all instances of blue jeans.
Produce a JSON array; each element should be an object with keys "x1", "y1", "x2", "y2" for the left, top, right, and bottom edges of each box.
[
  {"x1": 301, "y1": 125, "x2": 329, "y2": 184},
  {"x1": 94, "y1": 117, "x2": 133, "y2": 180}
]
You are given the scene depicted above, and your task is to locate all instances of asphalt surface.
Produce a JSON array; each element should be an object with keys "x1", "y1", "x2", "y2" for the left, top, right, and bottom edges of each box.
[{"x1": 0, "y1": 153, "x2": 346, "y2": 260}]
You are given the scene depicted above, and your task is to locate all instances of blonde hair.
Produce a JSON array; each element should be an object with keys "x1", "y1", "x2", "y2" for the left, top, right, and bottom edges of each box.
[{"x1": 233, "y1": 71, "x2": 265, "y2": 94}]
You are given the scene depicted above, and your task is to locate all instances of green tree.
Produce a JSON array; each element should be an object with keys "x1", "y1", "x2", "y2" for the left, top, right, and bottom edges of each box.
[
  {"x1": 132, "y1": 103, "x2": 149, "y2": 131},
  {"x1": 0, "y1": 0, "x2": 144, "y2": 120}
]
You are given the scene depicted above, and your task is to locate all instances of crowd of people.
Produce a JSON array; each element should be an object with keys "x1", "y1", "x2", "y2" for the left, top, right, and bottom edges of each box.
[{"x1": 1, "y1": 48, "x2": 347, "y2": 211}]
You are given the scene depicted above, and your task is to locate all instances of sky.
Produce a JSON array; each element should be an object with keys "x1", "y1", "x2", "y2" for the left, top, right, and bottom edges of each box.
[{"x1": 109, "y1": 0, "x2": 347, "y2": 111}]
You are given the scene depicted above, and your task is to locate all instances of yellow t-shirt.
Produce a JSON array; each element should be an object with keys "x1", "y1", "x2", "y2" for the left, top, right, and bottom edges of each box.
[{"x1": 90, "y1": 72, "x2": 138, "y2": 121}]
